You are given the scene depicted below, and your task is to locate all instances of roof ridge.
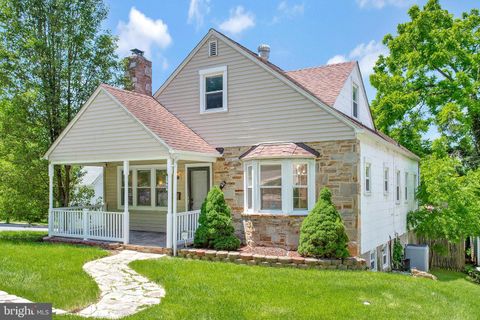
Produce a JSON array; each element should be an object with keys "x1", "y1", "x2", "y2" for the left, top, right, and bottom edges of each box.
[
  {"x1": 100, "y1": 83, "x2": 154, "y2": 99},
  {"x1": 286, "y1": 61, "x2": 356, "y2": 73}
]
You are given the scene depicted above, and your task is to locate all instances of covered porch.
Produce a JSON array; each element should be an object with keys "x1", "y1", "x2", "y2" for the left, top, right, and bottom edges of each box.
[
  {"x1": 47, "y1": 158, "x2": 211, "y2": 251},
  {"x1": 43, "y1": 84, "x2": 221, "y2": 252}
]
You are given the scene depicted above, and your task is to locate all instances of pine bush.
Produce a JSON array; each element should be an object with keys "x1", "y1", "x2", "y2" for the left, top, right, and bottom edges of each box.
[
  {"x1": 298, "y1": 188, "x2": 349, "y2": 258},
  {"x1": 193, "y1": 186, "x2": 240, "y2": 250}
]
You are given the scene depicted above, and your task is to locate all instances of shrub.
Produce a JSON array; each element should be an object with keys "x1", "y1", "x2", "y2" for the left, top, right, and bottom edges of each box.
[
  {"x1": 392, "y1": 237, "x2": 404, "y2": 270},
  {"x1": 193, "y1": 186, "x2": 240, "y2": 250},
  {"x1": 464, "y1": 265, "x2": 480, "y2": 285},
  {"x1": 298, "y1": 188, "x2": 349, "y2": 259}
]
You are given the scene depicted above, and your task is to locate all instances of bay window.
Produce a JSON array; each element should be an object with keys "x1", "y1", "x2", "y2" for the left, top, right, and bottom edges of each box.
[
  {"x1": 243, "y1": 159, "x2": 315, "y2": 214},
  {"x1": 118, "y1": 165, "x2": 168, "y2": 209}
]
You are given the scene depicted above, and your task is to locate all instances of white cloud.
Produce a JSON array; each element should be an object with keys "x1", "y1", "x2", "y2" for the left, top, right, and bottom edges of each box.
[
  {"x1": 272, "y1": 1, "x2": 304, "y2": 24},
  {"x1": 188, "y1": 0, "x2": 210, "y2": 30},
  {"x1": 327, "y1": 40, "x2": 388, "y2": 76},
  {"x1": 219, "y1": 6, "x2": 255, "y2": 35},
  {"x1": 356, "y1": 0, "x2": 416, "y2": 9},
  {"x1": 117, "y1": 7, "x2": 172, "y2": 58},
  {"x1": 326, "y1": 55, "x2": 348, "y2": 65}
]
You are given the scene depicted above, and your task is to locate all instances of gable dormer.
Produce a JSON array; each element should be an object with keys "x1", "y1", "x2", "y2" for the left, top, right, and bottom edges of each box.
[{"x1": 332, "y1": 63, "x2": 374, "y2": 129}]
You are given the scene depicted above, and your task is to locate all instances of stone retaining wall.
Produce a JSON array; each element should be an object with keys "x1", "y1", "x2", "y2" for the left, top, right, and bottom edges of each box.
[{"x1": 178, "y1": 248, "x2": 368, "y2": 270}]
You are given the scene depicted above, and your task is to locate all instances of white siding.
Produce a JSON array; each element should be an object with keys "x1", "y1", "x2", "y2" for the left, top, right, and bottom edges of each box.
[
  {"x1": 333, "y1": 66, "x2": 374, "y2": 129},
  {"x1": 48, "y1": 90, "x2": 169, "y2": 163},
  {"x1": 157, "y1": 36, "x2": 355, "y2": 147},
  {"x1": 359, "y1": 135, "x2": 419, "y2": 254}
]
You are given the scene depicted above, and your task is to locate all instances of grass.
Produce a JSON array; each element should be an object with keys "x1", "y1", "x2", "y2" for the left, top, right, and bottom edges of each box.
[
  {"x1": 116, "y1": 259, "x2": 480, "y2": 320},
  {"x1": 2, "y1": 232, "x2": 480, "y2": 319},
  {"x1": 0, "y1": 231, "x2": 108, "y2": 311}
]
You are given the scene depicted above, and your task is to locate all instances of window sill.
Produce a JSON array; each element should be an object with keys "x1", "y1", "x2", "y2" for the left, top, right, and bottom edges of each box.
[
  {"x1": 364, "y1": 191, "x2": 372, "y2": 196},
  {"x1": 241, "y1": 211, "x2": 308, "y2": 217},
  {"x1": 200, "y1": 108, "x2": 228, "y2": 114}
]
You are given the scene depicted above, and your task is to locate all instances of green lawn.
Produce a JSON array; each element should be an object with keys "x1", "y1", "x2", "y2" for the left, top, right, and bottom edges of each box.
[
  {"x1": 1, "y1": 232, "x2": 480, "y2": 320},
  {"x1": 0, "y1": 231, "x2": 108, "y2": 311}
]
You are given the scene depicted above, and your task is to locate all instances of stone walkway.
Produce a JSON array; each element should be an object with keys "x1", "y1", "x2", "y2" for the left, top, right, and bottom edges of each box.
[
  {"x1": 78, "y1": 250, "x2": 166, "y2": 318},
  {"x1": 0, "y1": 250, "x2": 166, "y2": 319}
]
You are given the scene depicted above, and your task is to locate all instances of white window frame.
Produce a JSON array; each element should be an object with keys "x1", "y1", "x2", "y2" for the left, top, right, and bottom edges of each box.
[
  {"x1": 382, "y1": 245, "x2": 389, "y2": 269},
  {"x1": 243, "y1": 159, "x2": 315, "y2": 215},
  {"x1": 352, "y1": 83, "x2": 359, "y2": 119},
  {"x1": 259, "y1": 162, "x2": 283, "y2": 213},
  {"x1": 117, "y1": 165, "x2": 168, "y2": 210},
  {"x1": 245, "y1": 164, "x2": 253, "y2": 211},
  {"x1": 396, "y1": 170, "x2": 401, "y2": 204},
  {"x1": 404, "y1": 172, "x2": 409, "y2": 203},
  {"x1": 199, "y1": 66, "x2": 228, "y2": 113},
  {"x1": 208, "y1": 39, "x2": 218, "y2": 57},
  {"x1": 413, "y1": 173, "x2": 418, "y2": 200},
  {"x1": 364, "y1": 162, "x2": 372, "y2": 195},
  {"x1": 383, "y1": 166, "x2": 389, "y2": 195},
  {"x1": 370, "y1": 250, "x2": 377, "y2": 271},
  {"x1": 292, "y1": 161, "x2": 309, "y2": 211}
]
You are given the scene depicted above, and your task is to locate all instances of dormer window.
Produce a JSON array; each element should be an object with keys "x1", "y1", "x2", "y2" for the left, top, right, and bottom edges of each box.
[
  {"x1": 352, "y1": 83, "x2": 359, "y2": 118},
  {"x1": 209, "y1": 40, "x2": 218, "y2": 57},
  {"x1": 199, "y1": 66, "x2": 228, "y2": 113}
]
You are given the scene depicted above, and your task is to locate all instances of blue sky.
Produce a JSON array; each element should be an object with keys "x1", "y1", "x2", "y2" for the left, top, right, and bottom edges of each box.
[{"x1": 104, "y1": 0, "x2": 477, "y2": 100}]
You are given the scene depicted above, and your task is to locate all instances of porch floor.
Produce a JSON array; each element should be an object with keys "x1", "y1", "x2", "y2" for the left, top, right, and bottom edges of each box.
[{"x1": 129, "y1": 231, "x2": 166, "y2": 247}]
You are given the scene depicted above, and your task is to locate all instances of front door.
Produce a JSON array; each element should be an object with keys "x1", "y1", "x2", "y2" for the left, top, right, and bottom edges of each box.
[{"x1": 187, "y1": 166, "x2": 210, "y2": 211}]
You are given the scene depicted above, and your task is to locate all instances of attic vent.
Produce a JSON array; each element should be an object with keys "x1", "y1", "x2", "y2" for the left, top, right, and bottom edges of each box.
[{"x1": 209, "y1": 40, "x2": 218, "y2": 57}]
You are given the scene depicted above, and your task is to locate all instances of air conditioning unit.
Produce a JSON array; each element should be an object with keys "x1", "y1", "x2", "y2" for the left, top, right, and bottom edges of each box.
[{"x1": 405, "y1": 244, "x2": 429, "y2": 272}]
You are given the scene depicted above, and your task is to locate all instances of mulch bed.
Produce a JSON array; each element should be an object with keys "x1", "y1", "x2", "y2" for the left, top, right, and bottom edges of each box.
[{"x1": 239, "y1": 245, "x2": 301, "y2": 257}]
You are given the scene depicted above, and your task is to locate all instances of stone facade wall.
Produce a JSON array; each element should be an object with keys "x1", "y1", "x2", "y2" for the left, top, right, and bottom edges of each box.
[{"x1": 213, "y1": 140, "x2": 361, "y2": 256}]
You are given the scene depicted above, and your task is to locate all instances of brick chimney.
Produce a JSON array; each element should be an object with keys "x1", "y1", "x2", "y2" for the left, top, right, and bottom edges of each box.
[{"x1": 127, "y1": 48, "x2": 152, "y2": 95}]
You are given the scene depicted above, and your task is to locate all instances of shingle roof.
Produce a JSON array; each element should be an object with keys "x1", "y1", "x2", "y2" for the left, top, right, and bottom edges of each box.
[
  {"x1": 285, "y1": 62, "x2": 356, "y2": 106},
  {"x1": 240, "y1": 143, "x2": 319, "y2": 160},
  {"x1": 101, "y1": 84, "x2": 219, "y2": 155},
  {"x1": 217, "y1": 32, "x2": 418, "y2": 159}
]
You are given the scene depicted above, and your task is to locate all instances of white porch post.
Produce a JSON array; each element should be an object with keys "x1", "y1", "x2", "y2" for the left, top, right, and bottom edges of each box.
[
  {"x1": 123, "y1": 160, "x2": 130, "y2": 244},
  {"x1": 172, "y1": 159, "x2": 178, "y2": 254},
  {"x1": 48, "y1": 163, "x2": 54, "y2": 236},
  {"x1": 166, "y1": 158, "x2": 173, "y2": 248}
]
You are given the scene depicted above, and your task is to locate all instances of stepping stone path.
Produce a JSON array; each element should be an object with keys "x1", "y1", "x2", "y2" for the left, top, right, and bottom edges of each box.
[{"x1": 0, "y1": 250, "x2": 166, "y2": 319}]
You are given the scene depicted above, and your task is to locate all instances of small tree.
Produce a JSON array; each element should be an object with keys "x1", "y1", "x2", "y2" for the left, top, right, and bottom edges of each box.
[
  {"x1": 407, "y1": 155, "x2": 480, "y2": 263},
  {"x1": 298, "y1": 188, "x2": 349, "y2": 258},
  {"x1": 193, "y1": 186, "x2": 240, "y2": 251}
]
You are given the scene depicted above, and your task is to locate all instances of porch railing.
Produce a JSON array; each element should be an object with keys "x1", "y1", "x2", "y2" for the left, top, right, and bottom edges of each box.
[
  {"x1": 174, "y1": 209, "x2": 201, "y2": 246},
  {"x1": 50, "y1": 208, "x2": 124, "y2": 242}
]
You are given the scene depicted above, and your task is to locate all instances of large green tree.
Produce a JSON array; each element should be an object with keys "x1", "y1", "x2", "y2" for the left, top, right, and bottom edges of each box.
[
  {"x1": 371, "y1": 0, "x2": 480, "y2": 165},
  {"x1": 0, "y1": 0, "x2": 120, "y2": 221}
]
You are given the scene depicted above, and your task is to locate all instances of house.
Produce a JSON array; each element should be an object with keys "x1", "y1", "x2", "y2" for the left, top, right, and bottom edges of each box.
[
  {"x1": 77, "y1": 166, "x2": 104, "y2": 205},
  {"x1": 44, "y1": 29, "x2": 419, "y2": 270}
]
